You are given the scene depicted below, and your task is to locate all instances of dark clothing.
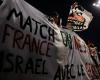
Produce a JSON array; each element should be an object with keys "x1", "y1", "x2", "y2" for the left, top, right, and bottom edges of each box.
[{"x1": 0, "y1": 0, "x2": 2, "y2": 5}]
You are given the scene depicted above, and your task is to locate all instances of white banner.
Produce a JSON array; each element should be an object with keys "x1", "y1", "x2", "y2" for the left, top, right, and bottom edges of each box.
[
  {"x1": 67, "y1": 2, "x2": 93, "y2": 31},
  {"x1": 0, "y1": 0, "x2": 98, "y2": 80}
]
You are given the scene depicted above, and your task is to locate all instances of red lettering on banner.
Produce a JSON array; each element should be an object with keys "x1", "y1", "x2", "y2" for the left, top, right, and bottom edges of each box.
[{"x1": 74, "y1": 36, "x2": 81, "y2": 50}]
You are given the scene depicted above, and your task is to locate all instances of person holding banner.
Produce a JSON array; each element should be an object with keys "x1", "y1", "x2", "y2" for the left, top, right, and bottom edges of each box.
[
  {"x1": 25, "y1": 0, "x2": 76, "y2": 27},
  {"x1": 48, "y1": 11, "x2": 62, "y2": 28},
  {"x1": 0, "y1": 0, "x2": 98, "y2": 80}
]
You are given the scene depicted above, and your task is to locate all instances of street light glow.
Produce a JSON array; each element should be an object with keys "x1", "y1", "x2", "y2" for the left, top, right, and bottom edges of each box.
[
  {"x1": 98, "y1": 0, "x2": 100, "y2": 4},
  {"x1": 93, "y1": 0, "x2": 100, "y2": 7},
  {"x1": 93, "y1": 3, "x2": 96, "y2": 6},
  {"x1": 96, "y1": 4, "x2": 100, "y2": 7}
]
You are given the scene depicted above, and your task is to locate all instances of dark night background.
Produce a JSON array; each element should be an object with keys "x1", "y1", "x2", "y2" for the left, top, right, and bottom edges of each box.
[{"x1": 25, "y1": 0, "x2": 100, "y2": 50}]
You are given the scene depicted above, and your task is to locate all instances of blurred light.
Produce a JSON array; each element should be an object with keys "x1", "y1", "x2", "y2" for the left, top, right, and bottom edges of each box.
[
  {"x1": 93, "y1": 0, "x2": 100, "y2": 8},
  {"x1": 98, "y1": 0, "x2": 100, "y2": 4},
  {"x1": 93, "y1": 3, "x2": 96, "y2": 6},
  {"x1": 96, "y1": 4, "x2": 100, "y2": 7}
]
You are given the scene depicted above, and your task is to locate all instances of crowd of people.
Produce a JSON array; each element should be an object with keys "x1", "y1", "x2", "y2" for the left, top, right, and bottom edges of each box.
[
  {"x1": 48, "y1": 11, "x2": 100, "y2": 79},
  {"x1": 0, "y1": 0, "x2": 100, "y2": 79},
  {"x1": 48, "y1": 10, "x2": 100, "y2": 66},
  {"x1": 88, "y1": 42, "x2": 100, "y2": 68}
]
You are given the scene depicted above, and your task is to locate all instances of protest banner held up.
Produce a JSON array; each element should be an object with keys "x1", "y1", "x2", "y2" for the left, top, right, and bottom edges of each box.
[{"x1": 0, "y1": 0, "x2": 98, "y2": 80}]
